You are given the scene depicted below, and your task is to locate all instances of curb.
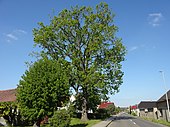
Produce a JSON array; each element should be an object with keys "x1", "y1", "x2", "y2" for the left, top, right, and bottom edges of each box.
[
  {"x1": 105, "y1": 116, "x2": 117, "y2": 127},
  {"x1": 105, "y1": 120, "x2": 114, "y2": 127}
]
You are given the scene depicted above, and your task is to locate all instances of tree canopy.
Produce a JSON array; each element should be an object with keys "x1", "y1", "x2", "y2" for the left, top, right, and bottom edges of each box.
[
  {"x1": 17, "y1": 58, "x2": 70, "y2": 125},
  {"x1": 33, "y1": 2, "x2": 126, "y2": 121}
]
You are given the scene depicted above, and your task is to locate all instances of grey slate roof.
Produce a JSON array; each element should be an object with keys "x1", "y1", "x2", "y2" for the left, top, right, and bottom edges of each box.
[
  {"x1": 157, "y1": 90, "x2": 170, "y2": 102},
  {"x1": 138, "y1": 101, "x2": 157, "y2": 109}
]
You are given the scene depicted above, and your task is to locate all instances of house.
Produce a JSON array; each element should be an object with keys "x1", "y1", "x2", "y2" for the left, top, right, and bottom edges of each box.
[
  {"x1": 0, "y1": 89, "x2": 16, "y2": 102},
  {"x1": 138, "y1": 101, "x2": 157, "y2": 119},
  {"x1": 157, "y1": 90, "x2": 170, "y2": 121},
  {"x1": 98, "y1": 102, "x2": 115, "y2": 109},
  {"x1": 130, "y1": 105, "x2": 139, "y2": 116},
  {"x1": 131, "y1": 105, "x2": 137, "y2": 110},
  {"x1": 0, "y1": 89, "x2": 17, "y2": 126}
]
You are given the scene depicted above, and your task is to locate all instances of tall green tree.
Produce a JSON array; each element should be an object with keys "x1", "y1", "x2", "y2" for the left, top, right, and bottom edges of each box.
[
  {"x1": 33, "y1": 2, "x2": 126, "y2": 121},
  {"x1": 17, "y1": 58, "x2": 70, "y2": 126}
]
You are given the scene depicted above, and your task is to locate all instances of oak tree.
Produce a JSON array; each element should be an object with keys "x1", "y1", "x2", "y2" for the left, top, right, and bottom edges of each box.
[{"x1": 33, "y1": 2, "x2": 126, "y2": 121}]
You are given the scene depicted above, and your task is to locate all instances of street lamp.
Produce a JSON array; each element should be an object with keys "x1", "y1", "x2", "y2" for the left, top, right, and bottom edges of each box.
[{"x1": 160, "y1": 70, "x2": 170, "y2": 120}]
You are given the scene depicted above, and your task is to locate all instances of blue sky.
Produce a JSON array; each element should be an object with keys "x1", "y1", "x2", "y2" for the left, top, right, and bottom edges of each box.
[{"x1": 1, "y1": 0, "x2": 170, "y2": 107}]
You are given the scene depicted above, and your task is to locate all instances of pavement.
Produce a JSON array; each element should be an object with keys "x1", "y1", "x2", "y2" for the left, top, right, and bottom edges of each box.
[{"x1": 92, "y1": 115, "x2": 116, "y2": 127}]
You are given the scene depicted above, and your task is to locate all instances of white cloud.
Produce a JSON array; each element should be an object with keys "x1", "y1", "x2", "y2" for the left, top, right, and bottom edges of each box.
[
  {"x1": 148, "y1": 13, "x2": 163, "y2": 27},
  {"x1": 6, "y1": 34, "x2": 18, "y2": 40},
  {"x1": 129, "y1": 44, "x2": 156, "y2": 53},
  {"x1": 14, "y1": 29, "x2": 27, "y2": 34},
  {"x1": 129, "y1": 46, "x2": 138, "y2": 52},
  {"x1": 4, "y1": 29, "x2": 27, "y2": 42}
]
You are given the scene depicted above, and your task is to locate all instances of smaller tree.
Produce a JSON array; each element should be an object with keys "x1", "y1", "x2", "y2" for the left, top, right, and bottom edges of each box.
[
  {"x1": 17, "y1": 58, "x2": 70, "y2": 126},
  {"x1": 106, "y1": 104, "x2": 115, "y2": 115}
]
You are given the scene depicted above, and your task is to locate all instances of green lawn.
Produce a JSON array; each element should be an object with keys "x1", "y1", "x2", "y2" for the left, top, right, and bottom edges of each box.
[
  {"x1": 9, "y1": 118, "x2": 101, "y2": 127},
  {"x1": 70, "y1": 118, "x2": 101, "y2": 127}
]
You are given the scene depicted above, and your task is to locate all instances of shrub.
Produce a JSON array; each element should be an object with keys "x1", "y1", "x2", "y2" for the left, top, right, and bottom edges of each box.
[
  {"x1": 131, "y1": 112, "x2": 137, "y2": 116},
  {"x1": 48, "y1": 109, "x2": 71, "y2": 127},
  {"x1": 106, "y1": 104, "x2": 115, "y2": 115},
  {"x1": 96, "y1": 109, "x2": 110, "y2": 119}
]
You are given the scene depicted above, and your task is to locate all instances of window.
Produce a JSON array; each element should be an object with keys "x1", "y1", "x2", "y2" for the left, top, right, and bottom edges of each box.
[
  {"x1": 140, "y1": 108, "x2": 144, "y2": 111},
  {"x1": 148, "y1": 108, "x2": 153, "y2": 112}
]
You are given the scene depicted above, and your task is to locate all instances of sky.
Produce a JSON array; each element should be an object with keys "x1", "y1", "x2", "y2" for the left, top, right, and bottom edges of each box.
[{"x1": 1, "y1": 0, "x2": 170, "y2": 107}]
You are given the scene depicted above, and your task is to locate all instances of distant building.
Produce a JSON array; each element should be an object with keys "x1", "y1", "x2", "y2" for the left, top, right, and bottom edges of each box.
[
  {"x1": 130, "y1": 105, "x2": 139, "y2": 116},
  {"x1": 98, "y1": 102, "x2": 115, "y2": 109},
  {"x1": 0, "y1": 89, "x2": 16, "y2": 102},
  {"x1": 138, "y1": 101, "x2": 157, "y2": 119}
]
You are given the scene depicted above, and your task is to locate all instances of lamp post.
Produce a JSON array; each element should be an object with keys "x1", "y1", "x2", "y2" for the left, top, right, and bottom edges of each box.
[{"x1": 160, "y1": 71, "x2": 170, "y2": 120}]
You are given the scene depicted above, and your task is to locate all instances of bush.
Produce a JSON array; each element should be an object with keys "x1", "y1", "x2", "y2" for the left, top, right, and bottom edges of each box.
[
  {"x1": 48, "y1": 109, "x2": 71, "y2": 127},
  {"x1": 95, "y1": 109, "x2": 110, "y2": 119},
  {"x1": 131, "y1": 112, "x2": 137, "y2": 116},
  {"x1": 106, "y1": 104, "x2": 115, "y2": 115}
]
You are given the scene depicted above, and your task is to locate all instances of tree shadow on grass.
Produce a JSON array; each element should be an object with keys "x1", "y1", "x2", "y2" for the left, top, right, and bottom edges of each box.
[{"x1": 70, "y1": 123, "x2": 88, "y2": 127}]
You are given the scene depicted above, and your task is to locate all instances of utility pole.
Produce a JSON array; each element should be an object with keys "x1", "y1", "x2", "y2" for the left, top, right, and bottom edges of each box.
[{"x1": 160, "y1": 71, "x2": 170, "y2": 121}]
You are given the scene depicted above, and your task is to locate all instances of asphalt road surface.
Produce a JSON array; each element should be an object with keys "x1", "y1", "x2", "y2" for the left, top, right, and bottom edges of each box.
[{"x1": 108, "y1": 113, "x2": 167, "y2": 127}]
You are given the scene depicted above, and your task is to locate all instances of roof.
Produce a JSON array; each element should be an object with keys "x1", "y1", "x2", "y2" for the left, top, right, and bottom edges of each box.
[
  {"x1": 131, "y1": 105, "x2": 137, "y2": 109},
  {"x1": 99, "y1": 102, "x2": 114, "y2": 109},
  {"x1": 138, "y1": 101, "x2": 157, "y2": 109},
  {"x1": 0, "y1": 89, "x2": 17, "y2": 102},
  {"x1": 157, "y1": 90, "x2": 170, "y2": 102}
]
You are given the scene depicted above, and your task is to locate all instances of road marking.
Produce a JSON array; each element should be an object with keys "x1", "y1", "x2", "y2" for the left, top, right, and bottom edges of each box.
[
  {"x1": 129, "y1": 119, "x2": 137, "y2": 125},
  {"x1": 133, "y1": 122, "x2": 136, "y2": 125}
]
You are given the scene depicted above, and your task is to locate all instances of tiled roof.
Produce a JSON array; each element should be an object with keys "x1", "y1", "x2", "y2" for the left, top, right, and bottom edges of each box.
[
  {"x1": 131, "y1": 105, "x2": 137, "y2": 109},
  {"x1": 0, "y1": 89, "x2": 16, "y2": 102},
  {"x1": 157, "y1": 90, "x2": 170, "y2": 102},
  {"x1": 99, "y1": 102, "x2": 114, "y2": 109},
  {"x1": 138, "y1": 101, "x2": 156, "y2": 109}
]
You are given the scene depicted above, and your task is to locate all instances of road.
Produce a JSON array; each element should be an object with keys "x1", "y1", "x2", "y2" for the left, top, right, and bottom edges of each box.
[{"x1": 108, "y1": 113, "x2": 167, "y2": 127}]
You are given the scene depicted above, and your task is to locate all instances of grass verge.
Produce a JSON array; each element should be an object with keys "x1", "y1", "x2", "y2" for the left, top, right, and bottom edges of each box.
[
  {"x1": 70, "y1": 118, "x2": 101, "y2": 127},
  {"x1": 141, "y1": 117, "x2": 170, "y2": 127}
]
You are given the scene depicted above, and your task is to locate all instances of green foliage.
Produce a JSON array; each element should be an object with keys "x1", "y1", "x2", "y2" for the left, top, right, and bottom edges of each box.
[
  {"x1": 95, "y1": 104, "x2": 116, "y2": 119},
  {"x1": 48, "y1": 109, "x2": 71, "y2": 127},
  {"x1": 0, "y1": 102, "x2": 17, "y2": 117},
  {"x1": 0, "y1": 102, "x2": 19, "y2": 126},
  {"x1": 142, "y1": 117, "x2": 170, "y2": 126},
  {"x1": 114, "y1": 107, "x2": 121, "y2": 114},
  {"x1": 75, "y1": 91, "x2": 101, "y2": 113},
  {"x1": 96, "y1": 108, "x2": 110, "y2": 119},
  {"x1": 17, "y1": 58, "x2": 70, "y2": 123},
  {"x1": 106, "y1": 104, "x2": 115, "y2": 115},
  {"x1": 70, "y1": 118, "x2": 101, "y2": 127},
  {"x1": 131, "y1": 112, "x2": 137, "y2": 116},
  {"x1": 33, "y1": 2, "x2": 126, "y2": 120}
]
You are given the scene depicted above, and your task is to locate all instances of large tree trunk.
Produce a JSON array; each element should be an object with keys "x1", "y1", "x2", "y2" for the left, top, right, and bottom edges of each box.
[{"x1": 81, "y1": 97, "x2": 88, "y2": 121}]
